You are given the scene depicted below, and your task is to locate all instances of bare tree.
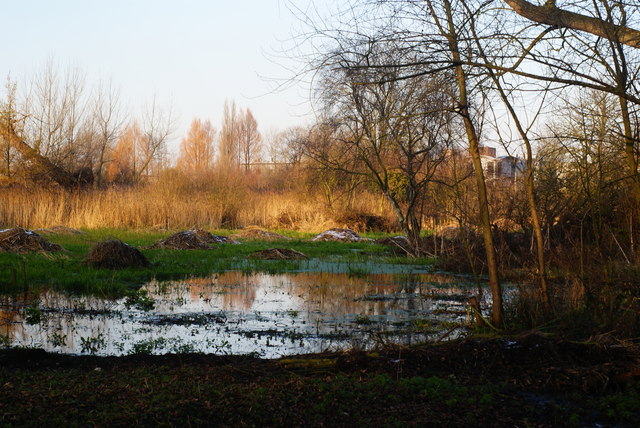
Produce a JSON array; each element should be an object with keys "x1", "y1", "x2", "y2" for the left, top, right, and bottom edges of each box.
[
  {"x1": 21, "y1": 61, "x2": 90, "y2": 172},
  {"x1": 137, "y1": 96, "x2": 173, "y2": 181},
  {"x1": 272, "y1": 126, "x2": 308, "y2": 165},
  {"x1": 218, "y1": 99, "x2": 240, "y2": 168},
  {"x1": 312, "y1": 40, "x2": 453, "y2": 255},
  {"x1": 91, "y1": 79, "x2": 124, "y2": 186},
  {"x1": 238, "y1": 108, "x2": 262, "y2": 171},
  {"x1": 0, "y1": 78, "x2": 19, "y2": 179},
  {"x1": 177, "y1": 118, "x2": 217, "y2": 173},
  {"x1": 107, "y1": 121, "x2": 141, "y2": 184}
]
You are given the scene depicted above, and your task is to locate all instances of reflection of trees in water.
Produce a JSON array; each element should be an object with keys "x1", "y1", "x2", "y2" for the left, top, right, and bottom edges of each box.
[
  {"x1": 217, "y1": 272, "x2": 258, "y2": 312},
  {"x1": 152, "y1": 271, "x2": 469, "y2": 316},
  {"x1": 282, "y1": 272, "x2": 466, "y2": 317},
  {"x1": 0, "y1": 291, "x2": 117, "y2": 352},
  {"x1": 185, "y1": 272, "x2": 258, "y2": 312},
  {"x1": 0, "y1": 295, "x2": 24, "y2": 338}
]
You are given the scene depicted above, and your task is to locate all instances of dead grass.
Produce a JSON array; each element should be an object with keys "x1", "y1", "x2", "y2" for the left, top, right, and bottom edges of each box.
[
  {"x1": 0, "y1": 227, "x2": 63, "y2": 253},
  {"x1": 0, "y1": 171, "x2": 398, "y2": 233},
  {"x1": 0, "y1": 187, "x2": 390, "y2": 233},
  {"x1": 84, "y1": 240, "x2": 150, "y2": 269}
]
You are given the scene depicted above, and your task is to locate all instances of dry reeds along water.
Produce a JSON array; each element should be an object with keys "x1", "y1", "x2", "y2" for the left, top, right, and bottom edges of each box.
[{"x1": 0, "y1": 183, "x2": 395, "y2": 232}]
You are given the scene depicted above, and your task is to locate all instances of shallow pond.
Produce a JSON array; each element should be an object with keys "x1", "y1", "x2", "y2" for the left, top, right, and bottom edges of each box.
[{"x1": 0, "y1": 270, "x2": 496, "y2": 358}]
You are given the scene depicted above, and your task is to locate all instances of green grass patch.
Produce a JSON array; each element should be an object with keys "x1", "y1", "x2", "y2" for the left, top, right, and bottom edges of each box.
[{"x1": 0, "y1": 228, "x2": 432, "y2": 297}]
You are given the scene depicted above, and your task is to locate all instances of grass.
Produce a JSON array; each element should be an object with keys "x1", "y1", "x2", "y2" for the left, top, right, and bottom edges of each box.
[{"x1": 0, "y1": 228, "x2": 431, "y2": 297}]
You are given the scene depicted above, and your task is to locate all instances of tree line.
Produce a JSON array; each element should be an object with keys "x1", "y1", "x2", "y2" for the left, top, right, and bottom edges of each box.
[{"x1": 0, "y1": 63, "x2": 270, "y2": 188}]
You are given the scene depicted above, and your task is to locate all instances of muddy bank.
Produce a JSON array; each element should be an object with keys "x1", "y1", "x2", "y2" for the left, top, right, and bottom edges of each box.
[{"x1": 1, "y1": 334, "x2": 638, "y2": 427}]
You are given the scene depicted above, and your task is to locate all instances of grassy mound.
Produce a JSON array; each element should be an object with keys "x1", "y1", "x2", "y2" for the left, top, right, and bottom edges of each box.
[
  {"x1": 231, "y1": 226, "x2": 291, "y2": 241},
  {"x1": 149, "y1": 229, "x2": 230, "y2": 250},
  {"x1": 84, "y1": 240, "x2": 150, "y2": 269},
  {"x1": 0, "y1": 227, "x2": 63, "y2": 253},
  {"x1": 312, "y1": 228, "x2": 369, "y2": 242}
]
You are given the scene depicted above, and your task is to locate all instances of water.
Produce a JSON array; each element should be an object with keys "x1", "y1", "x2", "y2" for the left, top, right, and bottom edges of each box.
[{"x1": 0, "y1": 270, "x2": 493, "y2": 358}]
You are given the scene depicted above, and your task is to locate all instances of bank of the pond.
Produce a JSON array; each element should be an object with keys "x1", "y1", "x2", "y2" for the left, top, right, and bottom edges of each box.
[{"x1": 1, "y1": 334, "x2": 638, "y2": 427}]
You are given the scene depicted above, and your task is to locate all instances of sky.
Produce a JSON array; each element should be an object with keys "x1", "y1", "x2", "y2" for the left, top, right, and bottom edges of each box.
[{"x1": 0, "y1": 0, "x2": 327, "y2": 154}]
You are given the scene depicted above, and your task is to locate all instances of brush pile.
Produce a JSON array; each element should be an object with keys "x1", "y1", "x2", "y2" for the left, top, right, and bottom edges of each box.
[
  {"x1": 0, "y1": 227, "x2": 63, "y2": 253},
  {"x1": 231, "y1": 226, "x2": 291, "y2": 241},
  {"x1": 336, "y1": 213, "x2": 394, "y2": 232},
  {"x1": 375, "y1": 235, "x2": 412, "y2": 254},
  {"x1": 312, "y1": 228, "x2": 369, "y2": 242},
  {"x1": 250, "y1": 248, "x2": 308, "y2": 260},
  {"x1": 84, "y1": 240, "x2": 150, "y2": 269},
  {"x1": 149, "y1": 229, "x2": 230, "y2": 250}
]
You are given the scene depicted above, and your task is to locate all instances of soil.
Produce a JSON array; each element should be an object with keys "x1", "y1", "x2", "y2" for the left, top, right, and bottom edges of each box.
[
  {"x1": 83, "y1": 240, "x2": 150, "y2": 269},
  {"x1": 0, "y1": 333, "x2": 637, "y2": 427},
  {"x1": 0, "y1": 227, "x2": 63, "y2": 253}
]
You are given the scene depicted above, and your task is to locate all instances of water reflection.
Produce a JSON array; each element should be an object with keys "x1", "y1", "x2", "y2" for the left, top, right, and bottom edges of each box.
[{"x1": 0, "y1": 271, "x2": 490, "y2": 358}]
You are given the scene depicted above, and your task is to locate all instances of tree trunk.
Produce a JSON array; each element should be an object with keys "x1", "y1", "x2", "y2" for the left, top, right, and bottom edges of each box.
[
  {"x1": 442, "y1": 0, "x2": 503, "y2": 326},
  {"x1": 3, "y1": 123, "x2": 76, "y2": 189}
]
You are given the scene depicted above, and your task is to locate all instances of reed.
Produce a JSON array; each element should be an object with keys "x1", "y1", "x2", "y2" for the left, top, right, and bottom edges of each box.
[{"x1": 0, "y1": 179, "x2": 395, "y2": 232}]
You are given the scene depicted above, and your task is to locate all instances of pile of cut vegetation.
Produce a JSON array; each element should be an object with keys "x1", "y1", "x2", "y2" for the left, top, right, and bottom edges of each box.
[
  {"x1": 337, "y1": 212, "x2": 394, "y2": 232},
  {"x1": 34, "y1": 225, "x2": 84, "y2": 235},
  {"x1": 375, "y1": 235, "x2": 412, "y2": 254},
  {"x1": 0, "y1": 227, "x2": 63, "y2": 253},
  {"x1": 149, "y1": 229, "x2": 231, "y2": 250},
  {"x1": 250, "y1": 248, "x2": 308, "y2": 260},
  {"x1": 231, "y1": 226, "x2": 291, "y2": 241},
  {"x1": 84, "y1": 240, "x2": 150, "y2": 269},
  {"x1": 312, "y1": 228, "x2": 370, "y2": 242}
]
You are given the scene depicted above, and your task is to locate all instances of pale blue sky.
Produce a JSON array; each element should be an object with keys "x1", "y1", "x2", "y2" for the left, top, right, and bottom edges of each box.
[{"x1": 0, "y1": 0, "x2": 324, "y2": 152}]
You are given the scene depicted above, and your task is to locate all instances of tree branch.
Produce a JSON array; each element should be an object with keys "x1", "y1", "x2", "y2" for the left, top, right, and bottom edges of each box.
[{"x1": 503, "y1": 0, "x2": 640, "y2": 49}]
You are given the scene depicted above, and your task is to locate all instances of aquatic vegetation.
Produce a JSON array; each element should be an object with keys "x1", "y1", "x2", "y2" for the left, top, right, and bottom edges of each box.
[{"x1": 80, "y1": 333, "x2": 106, "y2": 354}]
